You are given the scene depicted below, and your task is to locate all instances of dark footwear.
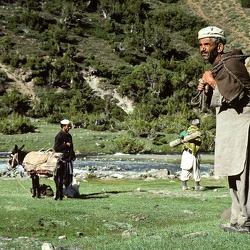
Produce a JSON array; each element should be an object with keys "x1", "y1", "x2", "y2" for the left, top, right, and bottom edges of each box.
[
  {"x1": 220, "y1": 223, "x2": 250, "y2": 234},
  {"x1": 195, "y1": 186, "x2": 205, "y2": 191}
]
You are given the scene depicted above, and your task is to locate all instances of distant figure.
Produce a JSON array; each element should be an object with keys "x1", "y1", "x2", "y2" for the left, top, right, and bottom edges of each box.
[
  {"x1": 54, "y1": 119, "x2": 76, "y2": 200},
  {"x1": 180, "y1": 119, "x2": 204, "y2": 191}
]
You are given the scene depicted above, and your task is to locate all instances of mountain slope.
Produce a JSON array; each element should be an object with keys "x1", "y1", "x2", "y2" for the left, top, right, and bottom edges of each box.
[
  {"x1": 184, "y1": 0, "x2": 250, "y2": 53},
  {"x1": 1, "y1": 0, "x2": 250, "y2": 116}
]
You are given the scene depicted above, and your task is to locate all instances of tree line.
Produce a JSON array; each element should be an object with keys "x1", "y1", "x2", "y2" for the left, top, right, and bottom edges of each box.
[{"x1": 0, "y1": 0, "x2": 219, "y2": 152}]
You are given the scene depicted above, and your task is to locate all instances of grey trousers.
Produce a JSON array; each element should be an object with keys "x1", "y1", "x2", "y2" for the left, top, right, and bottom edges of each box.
[{"x1": 228, "y1": 164, "x2": 250, "y2": 226}]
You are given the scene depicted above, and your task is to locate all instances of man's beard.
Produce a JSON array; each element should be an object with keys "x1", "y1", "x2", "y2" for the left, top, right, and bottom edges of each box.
[{"x1": 206, "y1": 48, "x2": 218, "y2": 64}]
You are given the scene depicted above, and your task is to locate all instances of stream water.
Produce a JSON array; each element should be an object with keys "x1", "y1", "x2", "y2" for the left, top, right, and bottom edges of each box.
[{"x1": 0, "y1": 152, "x2": 214, "y2": 175}]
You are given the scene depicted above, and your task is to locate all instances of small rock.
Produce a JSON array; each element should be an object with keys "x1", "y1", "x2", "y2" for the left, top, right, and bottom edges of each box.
[
  {"x1": 58, "y1": 235, "x2": 67, "y2": 240},
  {"x1": 76, "y1": 232, "x2": 83, "y2": 237},
  {"x1": 122, "y1": 229, "x2": 138, "y2": 238},
  {"x1": 183, "y1": 232, "x2": 208, "y2": 238},
  {"x1": 42, "y1": 242, "x2": 55, "y2": 250}
]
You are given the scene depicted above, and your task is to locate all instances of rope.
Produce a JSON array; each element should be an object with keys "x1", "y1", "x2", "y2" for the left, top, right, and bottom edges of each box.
[
  {"x1": 17, "y1": 179, "x2": 28, "y2": 191},
  {"x1": 191, "y1": 90, "x2": 206, "y2": 112},
  {"x1": 191, "y1": 53, "x2": 250, "y2": 111}
]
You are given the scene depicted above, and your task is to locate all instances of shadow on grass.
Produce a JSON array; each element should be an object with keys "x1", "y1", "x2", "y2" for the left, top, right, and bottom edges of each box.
[
  {"x1": 78, "y1": 190, "x2": 132, "y2": 199},
  {"x1": 203, "y1": 185, "x2": 226, "y2": 190}
]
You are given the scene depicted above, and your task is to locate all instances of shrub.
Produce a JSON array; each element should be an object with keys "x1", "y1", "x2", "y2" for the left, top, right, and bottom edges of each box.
[
  {"x1": 0, "y1": 113, "x2": 36, "y2": 134},
  {"x1": 111, "y1": 134, "x2": 146, "y2": 154},
  {"x1": 33, "y1": 77, "x2": 46, "y2": 86},
  {"x1": 0, "y1": 89, "x2": 32, "y2": 116}
]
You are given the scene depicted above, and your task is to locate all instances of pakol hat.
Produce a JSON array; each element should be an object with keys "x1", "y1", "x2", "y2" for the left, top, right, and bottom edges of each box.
[
  {"x1": 198, "y1": 26, "x2": 226, "y2": 40},
  {"x1": 191, "y1": 119, "x2": 200, "y2": 126},
  {"x1": 60, "y1": 119, "x2": 71, "y2": 125}
]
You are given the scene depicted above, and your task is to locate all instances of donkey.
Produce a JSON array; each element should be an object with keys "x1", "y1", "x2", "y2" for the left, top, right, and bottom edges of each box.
[
  {"x1": 8, "y1": 144, "x2": 41, "y2": 198},
  {"x1": 8, "y1": 144, "x2": 27, "y2": 170}
]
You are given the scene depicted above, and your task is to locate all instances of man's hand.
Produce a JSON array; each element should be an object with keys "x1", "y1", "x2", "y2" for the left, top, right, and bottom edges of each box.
[
  {"x1": 202, "y1": 71, "x2": 216, "y2": 89},
  {"x1": 197, "y1": 79, "x2": 209, "y2": 93}
]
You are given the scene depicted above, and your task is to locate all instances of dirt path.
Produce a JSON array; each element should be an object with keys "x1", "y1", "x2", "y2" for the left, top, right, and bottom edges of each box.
[{"x1": 82, "y1": 70, "x2": 134, "y2": 114}]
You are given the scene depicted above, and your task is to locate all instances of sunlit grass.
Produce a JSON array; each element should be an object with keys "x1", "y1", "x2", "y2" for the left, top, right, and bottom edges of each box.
[{"x1": 1, "y1": 177, "x2": 249, "y2": 250}]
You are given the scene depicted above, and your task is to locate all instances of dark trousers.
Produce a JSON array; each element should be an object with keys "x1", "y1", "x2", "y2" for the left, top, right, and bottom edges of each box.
[
  {"x1": 31, "y1": 173, "x2": 40, "y2": 198},
  {"x1": 54, "y1": 161, "x2": 73, "y2": 200},
  {"x1": 54, "y1": 166, "x2": 64, "y2": 200}
]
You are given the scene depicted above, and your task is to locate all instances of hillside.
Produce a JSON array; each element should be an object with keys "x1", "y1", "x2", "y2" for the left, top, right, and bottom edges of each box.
[
  {"x1": 0, "y1": 0, "x2": 249, "y2": 153},
  {"x1": 1, "y1": 0, "x2": 250, "y2": 105},
  {"x1": 184, "y1": 0, "x2": 250, "y2": 53}
]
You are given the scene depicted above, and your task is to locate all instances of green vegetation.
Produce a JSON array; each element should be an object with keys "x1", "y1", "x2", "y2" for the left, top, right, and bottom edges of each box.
[
  {"x1": 0, "y1": 0, "x2": 249, "y2": 153},
  {"x1": 241, "y1": 0, "x2": 250, "y2": 8},
  {"x1": 0, "y1": 0, "x2": 216, "y2": 152},
  {"x1": 1, "y1": 177, "x2": 248, "y2": 250},
  {"x1": 0, "y1": 120, "x2": 185, "y2": 154}
]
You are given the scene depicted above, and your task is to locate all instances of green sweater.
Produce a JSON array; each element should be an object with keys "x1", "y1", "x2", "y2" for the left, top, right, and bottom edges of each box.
[{"x1": 182, "y1": 125, "x2": 201, "y2": 156}]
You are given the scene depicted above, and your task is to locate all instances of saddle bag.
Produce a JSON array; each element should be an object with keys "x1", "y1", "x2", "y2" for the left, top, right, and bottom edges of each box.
[{"x1": 22, "y1": 148, "x2": 63, "y2": 175}]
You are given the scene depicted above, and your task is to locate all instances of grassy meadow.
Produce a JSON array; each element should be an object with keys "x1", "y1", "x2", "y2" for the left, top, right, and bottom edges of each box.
[
  {"x1": 0, "y1": 120, "x2": 126, "y2": 154},
  {"x1": 0, "y1": 120, "x2": 178, "y2": 155},
  {"x1": 1, "y1": 120, "x2": 246, "y2": 249},
  {"x1": 1, "y1": 177, "x2": 249, "y2": 250}
]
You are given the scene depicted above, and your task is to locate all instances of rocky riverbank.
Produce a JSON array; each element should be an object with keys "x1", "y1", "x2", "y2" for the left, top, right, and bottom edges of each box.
[{"x1": 0, "y1": 153, "x2": 215, "y2": 180}]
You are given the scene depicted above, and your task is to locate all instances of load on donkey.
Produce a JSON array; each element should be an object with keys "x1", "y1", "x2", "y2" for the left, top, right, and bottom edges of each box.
[{"x1": 8, "y1": 144, "x2": 63, "y2": 198}]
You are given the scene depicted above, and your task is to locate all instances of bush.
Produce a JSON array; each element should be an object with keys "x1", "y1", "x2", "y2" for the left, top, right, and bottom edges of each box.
[
  {"x1": 0, "y1": 113, "x2": 36, "y2": 134},
  {"x1": 0, "y1": 89, "x2": 32, "y2": 116},
  {"x1": 200, "y1": 115, "x2": 216, "y2": 152},
  {"x1": 111, "y1": 134, "x2": 147, "y2": 154}
]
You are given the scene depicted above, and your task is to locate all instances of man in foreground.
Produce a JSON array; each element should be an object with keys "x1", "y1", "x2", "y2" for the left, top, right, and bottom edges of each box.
[{"x1": 197, "y1": 26, "x2": 250, "y2": 233}]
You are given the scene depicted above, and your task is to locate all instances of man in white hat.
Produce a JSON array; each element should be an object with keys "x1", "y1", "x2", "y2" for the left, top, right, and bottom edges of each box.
[
  {"x1": 197, "y1": 26, "x2": 250, "y2": 233},
  {"x1": 54, "y1": 119, "x2": 76, "y2": 200}
]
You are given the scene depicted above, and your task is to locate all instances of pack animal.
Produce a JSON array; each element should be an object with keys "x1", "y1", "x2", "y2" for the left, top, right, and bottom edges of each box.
[
  {"x1": 8, "y1": 144, "x2": 61, "y2": 198},
  {"x1": 8, "y1": 144, "x2": 27, "y2": 170},
  {"x1": 7, "y1": 144, "x2": 27, "y2": 177},
  {"x1": 8, "y1": 144, "x2": 41, "y2": 198}
]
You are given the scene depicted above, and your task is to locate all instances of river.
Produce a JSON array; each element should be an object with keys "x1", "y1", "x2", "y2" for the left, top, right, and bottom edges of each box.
[{"x1": 0, "y1": 152, "x2": 214, "y2": 175}]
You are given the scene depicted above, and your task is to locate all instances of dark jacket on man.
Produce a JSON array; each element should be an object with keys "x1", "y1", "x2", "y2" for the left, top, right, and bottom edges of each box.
[{"x1": 54, "y1": 130, "x2": 75, "y2": 162}]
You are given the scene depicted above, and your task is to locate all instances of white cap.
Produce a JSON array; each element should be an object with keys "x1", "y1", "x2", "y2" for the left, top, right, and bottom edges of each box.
[
  {"x1": 60, "y1": 119, "x2": 71, "y2": 125},
  {"x1": 198, "y1": 26, "x2": 226, "y2": 40},
  {"x1": 191, "y1": 119, "x2": 200, "y2": 126}
]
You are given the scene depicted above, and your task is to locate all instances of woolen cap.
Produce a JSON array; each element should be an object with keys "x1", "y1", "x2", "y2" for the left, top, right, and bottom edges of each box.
[
  {"x1": 198, "y1": 26, "x2": 226, "y2": 40},
  {"x1": 191, "y1": 119, "x2": 200, "y2": 126},
  {"x1": 60, "y1": 119, "x2": 71, "y2": 125}
]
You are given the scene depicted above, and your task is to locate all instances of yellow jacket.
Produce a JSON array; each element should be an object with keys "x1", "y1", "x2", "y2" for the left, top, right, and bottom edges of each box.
[{"x1": 182, "y1": 125, "x2": 201, "y2": 156}]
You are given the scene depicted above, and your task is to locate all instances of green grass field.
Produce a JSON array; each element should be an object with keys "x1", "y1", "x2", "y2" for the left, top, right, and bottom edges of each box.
[
  {"x1": 0, "y1": 120, "x2": 180, "y2": 155},
  {"x1": 0, "y1": 121, "x2": 127, "y2": 154},
  {"x1": 1, "y1": 177, "x2": 249, "y2": 250}
]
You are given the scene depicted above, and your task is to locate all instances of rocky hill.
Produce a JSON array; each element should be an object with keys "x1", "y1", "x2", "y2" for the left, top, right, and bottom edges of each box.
[{"x1": 0, "y1": 0, "x2": 250, "y2": 114}]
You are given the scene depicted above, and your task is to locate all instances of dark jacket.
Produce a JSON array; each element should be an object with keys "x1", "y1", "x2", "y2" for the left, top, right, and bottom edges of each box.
[
  {"x1": 54, "y1": 130, "x2": 75, "y2": 162},
  {"x1": 211, "y1": 49, "x2": 250, "y2": 103}
]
